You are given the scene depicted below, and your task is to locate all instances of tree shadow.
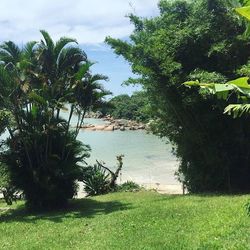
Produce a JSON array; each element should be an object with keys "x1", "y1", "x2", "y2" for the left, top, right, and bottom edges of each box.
[{"x1": 0, "y1": 198, "x2": 133, "y2": 224}]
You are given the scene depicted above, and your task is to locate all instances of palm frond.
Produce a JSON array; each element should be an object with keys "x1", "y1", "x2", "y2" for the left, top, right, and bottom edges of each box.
[
  {"x1": 54, "y1": 37, "x2": 77, "y2": 59},
  {"x1": 236, "y1": 6, "x2": 250, "y2": 20},
  {"x1": 75, "y1": 61, "x2": 93, "y2": 81},
  {"x1": 224, "y1": 104, "x2": 250, "y2": 117},
  {"x1": 0, "y1": 65, "x2": 15, "y2": 94},
  {"x1": 0, "y1": 50, "x2": 13, "y2": 64},
  {"x1": 0, "y1": 41, "x2": 21, "y2": 64},
  {"x1": 57, "y1": 47, "x2": 87, "y2": 73},
  {"x1": 91, "y1": 73, "x2": 109, "y2": 82},
  {"x1": 23, "y1": 41, "x2": 37, "y2": 59},
  {"x1": 40, "y1": 30, "x2": 54, "y2": 51}
]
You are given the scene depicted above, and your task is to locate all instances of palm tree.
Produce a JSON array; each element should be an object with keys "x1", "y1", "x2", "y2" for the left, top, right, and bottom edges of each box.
[{"x1": 0, "y1": 31, "x2": 110, "y2": 210}]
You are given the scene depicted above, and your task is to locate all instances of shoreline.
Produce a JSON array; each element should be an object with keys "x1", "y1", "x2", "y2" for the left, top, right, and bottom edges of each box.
[
  {"x1": 0, "y1": 183, "x2": 183, "y2": 201},
  {"x1": 81, "y1": 116, "x2": 149, "y2": 132},
  {"x1": 0, "y1": 182, "x2": 183, "y2": 200},
  {"x1": 75, "y1": 181, "x2": 183, "y2": 198}
]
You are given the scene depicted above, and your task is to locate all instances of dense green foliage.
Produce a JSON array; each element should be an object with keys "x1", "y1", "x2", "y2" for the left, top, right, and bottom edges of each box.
[
  {"x1": 185, "y1": 2, "x2": 250, "y2": 118},
  {"x1": 82, "y1": 162, "x2": 112, "y2": 196},
  {"x1": 106, "y1": 91, "x2": 151, "y2": 122},
  {"x1": 185, "y1": 77, "x2": 250, "y2": 117},
  {"x1": 106, "y1": 0, "x2": 250, "y2": 193},
  {"x1": 0, "y1": 31, "x2": 108, "y2": 209},
  {"x1": 0, "y1": 192, "x2": 249, "y2": 249}
]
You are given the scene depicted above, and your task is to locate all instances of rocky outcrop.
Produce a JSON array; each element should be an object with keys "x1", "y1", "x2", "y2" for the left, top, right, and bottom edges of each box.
[
  {"x1": 82, "y1": 124, "x2": 114, "y2": 131},
  {"x1": 85, "y1": 111, "x2": 103, "y2": 119},
  {"x1": 81, "y1": 115, "x2": 149, "y2": 132}
]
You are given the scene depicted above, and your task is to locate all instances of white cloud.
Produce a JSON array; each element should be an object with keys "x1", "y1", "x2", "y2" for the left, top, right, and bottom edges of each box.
[{"x1": 0, "y1": 0, "x2": 159, "y2": 45}]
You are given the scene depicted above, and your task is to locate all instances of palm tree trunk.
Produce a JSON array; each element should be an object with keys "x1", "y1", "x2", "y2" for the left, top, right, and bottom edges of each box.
[
  {"x1": 75, "y1": 108, "x2": 87, "y2": 137},
  {"x1": 61, "y1": 105, "x2": 74, "y2": 158}
]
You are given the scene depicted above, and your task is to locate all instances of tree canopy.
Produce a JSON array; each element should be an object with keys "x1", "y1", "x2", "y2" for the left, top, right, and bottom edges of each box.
[
  {"x1": 105, "y1": 91, "x2": 151, "y2": 122},
  {"x1": 106, "y1": 0, "x2": 250, "y2": 193}
]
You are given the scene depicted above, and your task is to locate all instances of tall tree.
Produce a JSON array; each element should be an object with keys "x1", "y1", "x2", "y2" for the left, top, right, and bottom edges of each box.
[
  {"x1": 106, "y1": 0, "x2": 250, "y2": 193},
  {"x1": 0, "y1": 31, "x2": 109, "y2": 209}
]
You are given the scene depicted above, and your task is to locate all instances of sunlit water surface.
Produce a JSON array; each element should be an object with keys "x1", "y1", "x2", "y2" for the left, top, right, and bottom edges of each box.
[{"x1": 79, "y1": 118, "x2": 179, "y2": 185}]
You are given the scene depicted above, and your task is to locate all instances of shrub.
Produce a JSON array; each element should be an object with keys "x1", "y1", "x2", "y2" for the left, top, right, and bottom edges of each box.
[
  {"x1": 2, "y1": 128, "x2": 90, "y2": 210},
  {"x1": 83, "y1": 163, "x2": 111, "y2": 196},
  {"x1": 116, "y1": 181, "x2": 141, "y2": 192},
  {"x1": 82, "y1": 155, "x2": 124, "y2": 196}
]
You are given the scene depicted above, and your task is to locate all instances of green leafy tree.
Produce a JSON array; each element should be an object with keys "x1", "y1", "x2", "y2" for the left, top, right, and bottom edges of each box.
[
  {"x1": 106, "y1": 0, "x2": 250, "y2": 193},
  {"x1": 0, "y1": 31, "x2": 109, "y2": 209},
  {"x1": 107, "y1": 91, "x2": 151, "y2": 122},
  {"x1": 185, "y1": 1, "x2": 250, "y2": 117}
]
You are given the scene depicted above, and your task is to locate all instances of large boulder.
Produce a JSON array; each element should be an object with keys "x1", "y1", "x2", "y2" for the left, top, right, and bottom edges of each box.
[
  {"x1": 95, "y1": 125, "x2": 106, "y2": 131},
  {"x1": 117, "y1": 119, "x2": 128, "y2": 126},
  {"x1": 104, "y1": 125, "x2": 114, "y2": 131},
  {"x1": 84, "y1": 127, "x2": 96, "y2": 131}
]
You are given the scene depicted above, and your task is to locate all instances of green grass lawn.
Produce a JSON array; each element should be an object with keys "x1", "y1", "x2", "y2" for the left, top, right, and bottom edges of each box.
[{"x1": 0, "y1": 192, "x2": 249, "y2": 250}]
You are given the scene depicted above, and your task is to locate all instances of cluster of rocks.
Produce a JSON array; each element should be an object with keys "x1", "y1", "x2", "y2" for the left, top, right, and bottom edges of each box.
[
  {"x1": 82, "y1": 115, "x2": 147, "y2": 131},
  {"x1": 81, "y1": 124, "x2": 115, "y2": 131},
  {"x1": 84, "y1": 111, "x2": 103, "y2": 119},
  {"x1": 104, "y1": 115, "x2": 146, "y2": 131}
]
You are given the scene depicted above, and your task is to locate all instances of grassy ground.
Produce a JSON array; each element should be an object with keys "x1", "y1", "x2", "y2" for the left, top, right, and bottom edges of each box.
[{"x1": 0, "y1": 191, "x2": 249, "y2": 250}]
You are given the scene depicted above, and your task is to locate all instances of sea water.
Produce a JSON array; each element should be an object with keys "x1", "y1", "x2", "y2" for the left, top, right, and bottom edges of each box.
[{"x1": 80, "y1": 118, "x2": 179, "y2": 186}]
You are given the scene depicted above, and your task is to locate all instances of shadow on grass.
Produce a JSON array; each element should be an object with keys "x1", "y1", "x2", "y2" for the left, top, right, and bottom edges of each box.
[{"x1": 0, "y1": 198, "x2": 132, "y2": 224}]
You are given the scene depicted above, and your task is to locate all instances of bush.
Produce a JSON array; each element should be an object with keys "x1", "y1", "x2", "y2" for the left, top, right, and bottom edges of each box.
[
  {"x1": 116, "y1": 181, "x2": 141, "y2": 192},
  {"x1": 83, "y1": 163, "x2": 111, "y2": 196},
  {"x1": 2, "y1": 128, "x2": 90, "y2": 210},
  {"x1": 82, "y1": 155, "x2": 124, "y2": 196}
]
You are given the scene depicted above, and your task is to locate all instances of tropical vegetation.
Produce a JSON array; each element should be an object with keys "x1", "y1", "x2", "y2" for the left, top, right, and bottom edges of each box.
[
  {"x1": 185, "y1": 2, "x2": 250, "y2": 118},
  {"x1": 106, "y1": 0, "x2": 250, "y2": 193},
  {"x1": 103, "y1": 91, "x2": 151, "y2": 122},
  {"x1": 82, "y1": 155, "x2": 124, "y2": 196},
  {"x1": 184, "y1": 0, "x2": 250, "y2": 214},
  {"x1": 1, "y1": 1, "x2": 250, "y2": 249},
  {"x1": 0, "y1": 31, "x2": 109, "y2": 210}
]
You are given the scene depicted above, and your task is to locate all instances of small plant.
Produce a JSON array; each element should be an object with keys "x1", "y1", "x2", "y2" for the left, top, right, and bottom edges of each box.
[
  {"x1": 117, "y1": 181, "x2": 141, "y2": 192},
  {"x1": 82, "y1": 163, "x2": 111, "y2": 196},
  {"x1": 82, "y1": 155, "x2": 124, "y2": 196}
]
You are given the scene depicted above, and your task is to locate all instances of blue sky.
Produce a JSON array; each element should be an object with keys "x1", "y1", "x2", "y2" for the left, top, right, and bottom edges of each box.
[
  {"x1": 0, "y1": 0, "x2": 159, "y2": 96},
  {"x1": 85, "y1": 45, "x2": 142, "y2": 96}
]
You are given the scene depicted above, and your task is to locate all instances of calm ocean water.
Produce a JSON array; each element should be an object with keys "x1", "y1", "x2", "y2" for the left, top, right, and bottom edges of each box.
[{"x1": 80, "y1": 118, "x2": 179, "y2": 185}]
